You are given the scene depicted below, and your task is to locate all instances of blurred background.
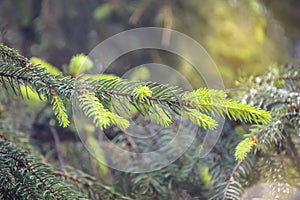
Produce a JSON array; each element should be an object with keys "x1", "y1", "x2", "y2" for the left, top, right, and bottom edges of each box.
[
  {"x1": 1, "y1": 1, "x2": 300, "y2": 199},
  {"x1": 0, "y1": 0, "x2": 299, "y2": 86}
]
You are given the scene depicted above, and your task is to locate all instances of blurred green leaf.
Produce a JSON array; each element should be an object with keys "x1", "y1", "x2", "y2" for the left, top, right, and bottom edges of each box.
[
  {"x1": 86, "y1": 136, "x2": 108, "y2": 176},
  {"x1": 30, "y1": 57, "x2": 61, "y2": 75},
  {"x1": 69, "y1": 54, "x2": 93, "y2": 77},
  {"x1": 93, "y1": 3, "x2": 112, "y2": 21}
]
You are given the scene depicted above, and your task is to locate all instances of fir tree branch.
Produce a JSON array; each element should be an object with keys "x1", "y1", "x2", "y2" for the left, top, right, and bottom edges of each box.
[
  {"x1": 252, "y1": 111, "x2": 296, "y2": 153},
  {"x1": 0, "y1": 134, "x2": 87, "y2": 199},
  {"x1": 51, "y1": 94, "x2": 70, "y2": 127},
  {"x1": 0, "y1": 44, "x2": 28, "y2": 65},
  {"x1": 0, "y1": 43, "x2": 271, "y2": 130},
  {"x1": 54, "y1": 171, "x2": 110, "y2": 199},
  {"x1": 54, "y1": 170, "x2": 132, "y2": 200}
]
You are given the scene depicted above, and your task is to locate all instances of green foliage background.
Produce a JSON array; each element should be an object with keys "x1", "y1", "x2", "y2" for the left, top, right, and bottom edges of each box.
[
  {"x1": 0, "y1": 0, "x2": 296, "y2": 85},
  {"x1": 0, "y1": 0, "x2": 300, "y2": 199}
]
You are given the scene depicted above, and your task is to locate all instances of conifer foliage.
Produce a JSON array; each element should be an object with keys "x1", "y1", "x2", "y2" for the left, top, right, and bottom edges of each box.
[
  {"x1": 0, "y1": 43, "x2": 276, "y2": 199},
  {"x1": 211, "y1": 65, "x2": 300, "y2": 200}
]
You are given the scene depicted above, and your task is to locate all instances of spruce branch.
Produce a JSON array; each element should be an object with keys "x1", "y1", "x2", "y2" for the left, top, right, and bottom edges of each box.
[
  {"x1": 0, "y1": 44, "x2": 28, "y2": 65},
  {"x1": 234, "y1": 136, "x2": 258, "y2": 161},
  {"x1": 51, "y1": 93, "x2": 70, "y2": 128},
  {"x1": 224, "y1": 64, "x2": 300, "y2": 200},
  {"x1": 0, "y1": 43, "x2": 271, "y2": 130},
  {"x1": 183, "y1": 89, "x2": 271, "y2": 124},
  {"x1": 78, "y1": 90, "x2": 129, "y2": 129},
  {"x1": 182, "y1": 108, "x2": 218, "y2": 129},
  {"x1": 251, "y1": 112, "x2": 296, "y2": 154},
  {"x1": 55, "y1": 170, "x2": 132, "y2": 200},
  {"x1": 149, "y1": 104, "x2": 172, "y2": 126},
  {"x1": 0, "y1": 139, "x2": 87, "y2": 199}
]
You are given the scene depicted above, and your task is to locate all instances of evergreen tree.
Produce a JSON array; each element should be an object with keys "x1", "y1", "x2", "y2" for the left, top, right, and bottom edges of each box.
[
  {"x1": 0, "y1": 43, "x2": 294, "y2": 199},
  {"x1": 212, "y1": 65, "x2": 300, "y2": 200}
]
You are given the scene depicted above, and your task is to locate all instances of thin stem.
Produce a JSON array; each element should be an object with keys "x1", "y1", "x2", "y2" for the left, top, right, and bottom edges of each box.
[
  {"x1": 121, "y1": 129, "x2": 140, "y2": 153},
  {"x1": 49, "y1": 126, "x2": 65, "y2": 167},
  {"x1": 162, "y1": 0, "x2": 173, "y2": 47},
  {"x1": 128, "y1": 0, "x2": 151, "y2": 24},
  {"x1": 222, "y1": 161, "x2": 242, "y2": 200}
]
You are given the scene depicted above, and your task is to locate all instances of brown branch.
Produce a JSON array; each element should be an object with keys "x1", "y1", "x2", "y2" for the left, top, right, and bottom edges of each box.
[
  {"x1": 122, "y1": 129, "x2": 140, "y2": 153},
  {"x1": 49, "y1": 126, "x2": 65, "y2": 167},
  {"x1": 222, "y1": 160, "x2": 242, "y2": 200},
  {"x1": 129, "y1": 0, "x2": 152, "y2": 24},
  {"x1": 162, "y1": 0, "x2": 173, "y2": 47}
]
